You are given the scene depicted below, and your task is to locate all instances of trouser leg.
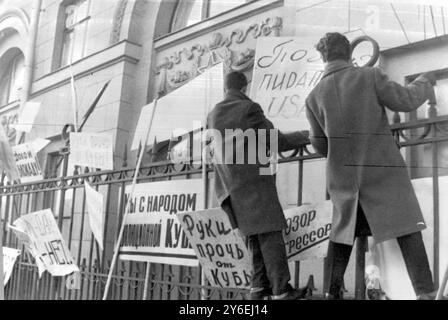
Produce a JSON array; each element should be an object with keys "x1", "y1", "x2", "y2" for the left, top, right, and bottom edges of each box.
[
  {"x1": 326, "y1": 240, "x2": 353, "y2": 296},
  {"x1": 247, "y1": 234, "x2": 270, "y2": 290},
  {"x1": 257, "y1": 231, "x2": 291, "y2": 295},
  {"x1": 396, "y1": 231, "x2": 435, "y2": 296}
]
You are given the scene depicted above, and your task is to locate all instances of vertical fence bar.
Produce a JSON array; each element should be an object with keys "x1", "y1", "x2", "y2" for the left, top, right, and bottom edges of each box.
[
  {"x1": 294, "y1": 150, "x2": 304, "y2": 289},
  {"x1": 432, "y1": 132, "x2": 440, "y2": 288},
  {"x1": 354, "y1": 236, "x2": 367, "y2": 300}
]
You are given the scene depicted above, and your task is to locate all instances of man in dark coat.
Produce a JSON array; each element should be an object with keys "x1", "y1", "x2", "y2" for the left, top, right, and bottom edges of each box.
[
  {"x1": 207, "y1": 71, "x2": 309, "y2": 300},
  {"x1": 305, "y1": 32, "x2": 436, "y2": 299}
]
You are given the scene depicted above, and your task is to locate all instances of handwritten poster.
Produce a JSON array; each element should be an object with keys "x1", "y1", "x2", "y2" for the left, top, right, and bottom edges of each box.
[
  {"x1": 283, "y1": 201, "x2": 333, "y2": 261},
  {"x1": 11, "y1": 142, "x2": 44, "y2": 183},
  {"x1": 178, "y1": 208, "x2": 252, "y2": 289},
  {"x1": 70, "y1": 132, "x2": 114, "y2": 170},
  {"x1": 119, "y1": 180, "x2": 203, "y2": 266},
  {"x1": 3, "y1": 247, "x2": 21, "y2": 285},
  {"x1": 250, "y1": 37, "x2": 324, "y2": 131},
  {"x1": 85, "y1": 182, "x2": 104, "y2": 250},
  {"x1": 11, "y1": 209, "x2": 79, "y2": 277}
]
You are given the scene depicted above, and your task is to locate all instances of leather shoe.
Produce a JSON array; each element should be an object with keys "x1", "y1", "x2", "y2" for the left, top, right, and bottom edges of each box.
[
  {"x1": 246, "y1": 288, "x2": 272, "y2": 300},
  {"x1": 272, "y1": 287, "x2": 307, "y2": 300}
]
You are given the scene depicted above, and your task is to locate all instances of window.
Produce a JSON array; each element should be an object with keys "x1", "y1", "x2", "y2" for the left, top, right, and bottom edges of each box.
[
  {"x1": 171, "y1": 0, "x2": 252, "y2": 32},
  {"x1": 60, "y1": 0, "x2": 91, "y2": 67},
  {"x1": 0, "y1": 52, "x2": 24, "y2": 106}
]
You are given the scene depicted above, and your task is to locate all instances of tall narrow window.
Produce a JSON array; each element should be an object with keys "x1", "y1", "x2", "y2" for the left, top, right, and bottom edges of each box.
[
  {"x1": 60, "y1": 0, "x2": 91, "y2": 67},
  {"x1": 0, "y1": 52, "x2": 25, "y2": 106}
]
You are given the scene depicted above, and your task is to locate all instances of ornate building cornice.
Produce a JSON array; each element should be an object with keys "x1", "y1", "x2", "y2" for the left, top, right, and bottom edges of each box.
[{"x1": 155, "y1": 16, "x2": 283, "y2": 96}]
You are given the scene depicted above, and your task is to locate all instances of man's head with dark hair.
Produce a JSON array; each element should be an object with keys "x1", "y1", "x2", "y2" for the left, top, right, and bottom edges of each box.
[
  {"x1": 225, "y1": 71, "x2": 248, "y2": 93},
  {"x1": 315, "y1": 32, "x2": 351, "y2": 63}
]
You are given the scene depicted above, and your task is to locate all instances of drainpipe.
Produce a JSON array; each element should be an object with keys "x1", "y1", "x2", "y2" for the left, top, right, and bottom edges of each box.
[{"x1": 19, "y1": 0, "x2": 42, "y2": 140}]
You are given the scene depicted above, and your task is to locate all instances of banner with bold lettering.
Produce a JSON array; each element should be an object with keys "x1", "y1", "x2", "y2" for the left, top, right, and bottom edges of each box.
[
  {"x1": 11, "y1": 142, "x2": 44, "y2": 183},
  {"x1": 69, "y1": 132, "x2": 114, "y2": 170},
  {"x1": 250, "y1": 37, "x2": 324, "y2": 131},
  {"x1": 118, "y1": 180, "x2": 204, "y2": 266},
  {"x1": 85, "y1": 182, "x2": 104, "y2": 250},
  {"x1": 283, "y1": 201, "x2": 333, "y2": 261},
  {"x1": 11, "y1": 209, "x2": 79, "y2": 277},
  {"x1": 3, "y1": 247, "x2": 21, "y2": 285},
  {"x1": 178, "y1": 208, "x2": 251, "y2": 289}
]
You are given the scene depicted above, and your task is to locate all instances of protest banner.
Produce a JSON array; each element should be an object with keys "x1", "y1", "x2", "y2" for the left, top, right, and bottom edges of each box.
[
  {"x1": 178, "y1": 208, "x2": 252, "y2": 289},
  {"x1": 131, "y1": 63, "x2": 223, "y2": 150},
  {"x1": 69, "y1": 132, "x2": 114, "y2": 170},
  {"x1": 0, "y1": 124, "x2": 20, "y2": 182},
  {"x1": 250, "y1": 37, "x2": 324, "y2": 132},
  {"x1": 14, "y1": 101, "x2": 41, "y2": 133},
  {"x1": 283, "y1": 201, "x2": 333, "y2": 261},
  {"x1": 11, "y1": 209, "x2": 79, "y2": 277},
  {"x1": 11, "y1": 142, "x2": 43, "y2": 183},
  {"x1": 85, "y1": 182, "x2": 104, "y2": 250},
  {"x1": 3, "y1": 247, "x2": 21, "y2": 285},
  {"x1": 118, "y1": 179, "x2": 204, "y2": 266},
  {"x1": 366, "y1": 177, "x2": 448, "y2": 299}
]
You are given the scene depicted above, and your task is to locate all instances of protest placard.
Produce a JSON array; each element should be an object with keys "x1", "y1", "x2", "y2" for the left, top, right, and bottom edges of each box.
[
  {"x1": 0, "y1": 124, "x2": 20, "y2": 182},
  {"x1": 11, "y1": 142, "x2": 43, "y2": 183},
  {"x1": 118, "y1": 179, "x2": 203, "y2": 266},
  {"x1": 85, "y1": 182, "x2": 104, "y2": 250},
  {"x1": 3, "y1": 247, "x2": 21, "y2": 285},
  {"x1": 178, "y1": 208, "x2": 251, "y2": 289},
  {"x1": 11, "y1": 209, "x2": 79, "y2": 277},
  {"x1": 283, "y1": 201, "x2": 333, "y2": 261},
  {"x1": 69, "y1": 132, "x2": 114, "y2": 170},
  {"x1": 250, "y1": 37, "x2": 324, "y2": 132}
]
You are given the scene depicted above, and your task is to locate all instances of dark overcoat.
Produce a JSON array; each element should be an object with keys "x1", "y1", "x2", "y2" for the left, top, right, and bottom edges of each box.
[
  {"x1": 207, "y1": 89, "x2": 309, "y2": 236},
  {"x1": 305, "y1": 60, "x2": 433, "y2": 245}
]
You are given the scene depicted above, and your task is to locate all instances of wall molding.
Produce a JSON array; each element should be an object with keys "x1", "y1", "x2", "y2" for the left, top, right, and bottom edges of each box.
[{"x1": 31, "y1": 40, "x2": 142, "y2": 98}]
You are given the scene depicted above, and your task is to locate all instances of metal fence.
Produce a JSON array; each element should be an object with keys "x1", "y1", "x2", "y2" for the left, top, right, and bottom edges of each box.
[{"x1": 2, "y1": 111, "x2": 448, "y2": 300}]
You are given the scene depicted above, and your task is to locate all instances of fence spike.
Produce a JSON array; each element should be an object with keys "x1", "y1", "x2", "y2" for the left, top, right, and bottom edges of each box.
[{"x1": 122, "y1": 143, "x2": 128, "y2": 168}]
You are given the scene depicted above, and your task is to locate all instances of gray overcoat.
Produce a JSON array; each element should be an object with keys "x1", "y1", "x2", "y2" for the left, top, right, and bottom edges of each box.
[{"x1": 305, "y1": 60, "x2": 433, "y2": 245}]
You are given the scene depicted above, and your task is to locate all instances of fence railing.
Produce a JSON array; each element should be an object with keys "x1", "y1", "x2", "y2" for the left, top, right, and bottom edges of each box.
[{"x1": 2, "y1": 112, "x2": 448, "y2": 300}]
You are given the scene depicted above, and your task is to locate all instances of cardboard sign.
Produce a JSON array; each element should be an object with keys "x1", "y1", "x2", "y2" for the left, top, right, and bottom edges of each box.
[
  {"x1": 178, "y1": 208, "x2": 252, "y2": 289},
  {"x1": 11, "y1": 142, "x2": 43, "y2": 183},
  {"x1": 366, "y1": 177, "x2": 448, "y2": 299},
  {"x1": 85, "y1": 182, "x2": 104, "y2": 250},
  {"x1": 14, "y1": 101, "x2": 41, "y2": 133},
  {"x1": 70, "y1": 132, "x2": 114, "y2": 170},
  {"x1": 283, "y1": 201, "x2": 333, "y2": 261},
  {"x1": 131, "y1": 63, "x2": 224, "y2": 150},
  {"x1": 250, "y1": 37, "x2": 324, "y2": 131},
  {"x1": 3, "y1": 247, "x2": 21, "y2": 285},
  {"x1": 11, "y1": 209, "x2": 79, "y2": 277},
  {"x1": 118, "y1": 180, "x2": 204, "y2": 266}
]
